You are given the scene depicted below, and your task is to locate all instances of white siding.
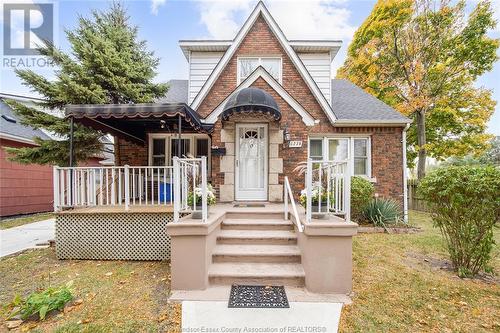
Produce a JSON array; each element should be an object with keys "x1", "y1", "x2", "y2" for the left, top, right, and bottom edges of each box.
[
  {"x1": 298, "y1": 53, "x2": 331, "y2": 104},
  {"x1": 189, "y1": 52, "x2": 224, "y2": 104}
]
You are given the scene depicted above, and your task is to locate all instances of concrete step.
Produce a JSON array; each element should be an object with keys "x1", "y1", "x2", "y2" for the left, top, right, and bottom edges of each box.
[
  {"x1": 208, "y1": 262, "x2": 305, "y2": 287},
  {"x1": 212, "y1": 244, "x2": 301, "y2": 263},
  {"x1": 225, "y1": 211, "x2": 285, "y2": 220},
  {"x1": 217, "y1": 230, "x2": 297, "y2": 245},
  {"x1": 221, "y1": 219, "x2": 294, "y2": 231}
]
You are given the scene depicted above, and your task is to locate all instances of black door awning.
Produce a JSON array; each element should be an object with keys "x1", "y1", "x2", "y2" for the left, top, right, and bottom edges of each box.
[
  {"x1": 222, "y1": 87, "x2": 281, "y2": 121},
  {"x1": 66, "y1": 103, "x2": 213, "y2": 144}
]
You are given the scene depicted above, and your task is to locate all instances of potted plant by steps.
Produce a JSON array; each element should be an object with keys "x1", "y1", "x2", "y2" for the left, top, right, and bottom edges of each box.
[
  {"x1": 299, "y1": 182, "x2": 333, "y2": 219},
  {"x1": 187, "y1": 184, "x2": 216, "y2": 219}
]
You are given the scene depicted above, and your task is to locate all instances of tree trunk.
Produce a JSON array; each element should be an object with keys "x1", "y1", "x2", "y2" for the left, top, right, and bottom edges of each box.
[{"x1": 416, "y1": 110, "x2": 427, "y2": 179}]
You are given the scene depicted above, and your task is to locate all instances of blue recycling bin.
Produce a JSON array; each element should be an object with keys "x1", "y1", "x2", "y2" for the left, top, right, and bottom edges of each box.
[{"x1": 159, "y1": 182, "x2": 173, "y2": 203}]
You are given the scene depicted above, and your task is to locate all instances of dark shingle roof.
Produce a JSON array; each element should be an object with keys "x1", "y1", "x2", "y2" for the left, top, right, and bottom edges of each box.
[
  {"x1": 0, "y1": 99, "x2": 50, "y2": 142},
  {"x1": 157, "y1": 79, "x2": 410, "y2": 124},
  {"x1": 156, "y1": 80, "x2": 188, "y2": 104},
  {"x1": 330, "y1": 79, "x2": 410, "y2": 123}
]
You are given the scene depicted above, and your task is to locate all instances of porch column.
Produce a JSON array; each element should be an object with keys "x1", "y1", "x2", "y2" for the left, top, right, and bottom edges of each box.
[{"x1": 177, "y1": 114, "x2": 182, "y2": 157}]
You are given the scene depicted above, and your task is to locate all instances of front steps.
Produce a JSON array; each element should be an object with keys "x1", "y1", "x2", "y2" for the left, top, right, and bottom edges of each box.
[{"x1": 209, "y1": 212, "x2": 305, "y2": 287}]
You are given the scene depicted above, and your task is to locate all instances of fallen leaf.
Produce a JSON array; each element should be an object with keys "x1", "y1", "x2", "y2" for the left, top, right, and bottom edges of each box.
[
  {"x1": 74, "y1": 298, "x2": 84, "y2": 305},
  {"x1": 105, "y1": 272, "x2": 113, "y2": 276},
  {"x1": 6, "y1": 320, "x2": 23, "y2": 329}
]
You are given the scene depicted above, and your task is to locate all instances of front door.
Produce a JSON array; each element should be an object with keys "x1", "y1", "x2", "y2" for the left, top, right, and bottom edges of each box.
[{"x1": 235, "y1": 123, "x2": 268, "y2": 201}]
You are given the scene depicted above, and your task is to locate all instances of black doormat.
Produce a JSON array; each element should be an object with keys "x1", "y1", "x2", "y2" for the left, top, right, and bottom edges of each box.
[{"x1": 228, "y1": 285, "x2": 289, "y2": 308}]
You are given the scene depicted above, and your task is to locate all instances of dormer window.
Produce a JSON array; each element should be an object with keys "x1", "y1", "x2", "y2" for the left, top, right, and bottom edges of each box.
[{"x1": 238, "y1": 57, "x2": 281, "y2": 84}]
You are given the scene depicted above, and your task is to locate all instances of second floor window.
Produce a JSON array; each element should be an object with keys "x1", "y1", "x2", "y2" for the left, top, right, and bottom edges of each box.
[{"x1": 238, "y1": 57, "x2": 281, "y2": 84}]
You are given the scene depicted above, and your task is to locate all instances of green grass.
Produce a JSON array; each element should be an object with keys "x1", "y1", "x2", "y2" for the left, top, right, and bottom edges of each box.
[
  {"x1": 0, "y1": 249, "x2": 181, "y2": 332},
  {"x1": 0, "y1": 213, "x2": 54, "y2": 230},
  {"x1": 340, "y1": 210, "x2": 500, "y2": 332}
]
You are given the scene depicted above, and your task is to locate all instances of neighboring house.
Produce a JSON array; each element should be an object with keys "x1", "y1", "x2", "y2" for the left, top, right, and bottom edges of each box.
[
  {"x1": 54, "y1": 2, "x2": 410, "y2": 297},
  {"x1": 0, "y1": 93, "x2": 112, "y2": 217}
]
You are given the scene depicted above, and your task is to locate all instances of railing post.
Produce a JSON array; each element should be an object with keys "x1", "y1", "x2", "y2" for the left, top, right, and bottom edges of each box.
[
  {"x1": 306, "y1": 159, "x2": 312, "y2": 223},
  {"x1": 201, "y1": 157, "x2": 207, "y2": 222},
  {"x1": 344, "y1": 161, "x2": 351, "y2": 223},
  {"x1": 173, "y1": 157, "x2": 180, "y2": 222},
  {"x1": 284, "y1": 177, "x2": 288, "y2": 220},
  {"x1": 53, "y1": 166, "x2": 60, "y2": 212},
  {"x1": 124, "y1": 165, "x2": 130, "y2": 211}
]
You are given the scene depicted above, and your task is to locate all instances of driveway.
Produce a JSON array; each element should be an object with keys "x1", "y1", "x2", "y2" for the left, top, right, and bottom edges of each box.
[
  {"x1": 182, "y1": 301, "x2": 342, "y2": 332},
  {"x1": 0, "y1": 218, "x2": 55, "y2": 257}
]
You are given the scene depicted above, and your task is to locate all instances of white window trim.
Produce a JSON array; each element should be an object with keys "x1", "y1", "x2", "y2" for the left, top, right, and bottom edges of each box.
[
  {"x1": 237, "y1": 56, "x2": 282, "y2": 85},
  {"x1": 148, "y1": 133, "x2": 211, "y2": 172},
  {"x1": 307, "y1": 136, "x2": 374, "y2": 181}
]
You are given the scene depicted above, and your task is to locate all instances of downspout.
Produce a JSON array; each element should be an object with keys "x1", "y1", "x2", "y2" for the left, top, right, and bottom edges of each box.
[{"x1": 402, "y1": 123, "x2": 410, "y2": 224}]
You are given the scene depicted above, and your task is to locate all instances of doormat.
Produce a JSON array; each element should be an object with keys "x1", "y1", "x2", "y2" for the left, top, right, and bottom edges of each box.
[
  {"x1": 233, "y1": 203, "x2": 266, "y2": 208},
  {"x1": 228, "y1": 285, "x2": 289, "y2": 308}
]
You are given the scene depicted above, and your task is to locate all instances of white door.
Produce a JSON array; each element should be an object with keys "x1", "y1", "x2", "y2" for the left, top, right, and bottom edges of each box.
[{"x1": 235, "y1": 124, "x2": 268, "y2": 201}]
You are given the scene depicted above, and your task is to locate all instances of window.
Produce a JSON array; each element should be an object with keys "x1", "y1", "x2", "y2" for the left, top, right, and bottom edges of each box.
[
  {"x1": 353, "y1": 139, "x2": 369, "y2": 176},
  {"x1": 309, "y1": 139, "x2": 323, "y2": 160},
  {"x1": 195, "y1": 138, "x2": 209, "y2": 158},
  {"x1": 238, "y1": 57, "x2": 281, "y2": 83},
  {"x1": 152, "y1": 138, "x2": 166, "y2": 166},
  {"x1": 328, "y1": 139, "x2": 349, "y2": 161},
  {"x1": 171, "y1": 138, "x2": 191, "y2": 158},
  {"x1": 308, "y1": 137, "x2": 371, "y2": 178}
]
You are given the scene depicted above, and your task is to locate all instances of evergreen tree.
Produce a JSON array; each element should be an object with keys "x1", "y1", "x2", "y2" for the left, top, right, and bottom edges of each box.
[{"x1": 6, "y1": 2, "x2": 168, "y2": 166}]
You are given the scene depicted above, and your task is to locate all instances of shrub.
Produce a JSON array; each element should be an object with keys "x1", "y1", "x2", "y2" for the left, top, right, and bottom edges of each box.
[
  {"x1": 351, "y1": 177, "x2": 375, "y2": 221},
  {"x1": 9, "y1": 282, "x2": 73, "y2": 320},
  {"x1": 418, "y1": 165, "x2": 500, "y2": 277},
  {"x1": 363, "y1": 198, "x2": 402, "y2": 227}
]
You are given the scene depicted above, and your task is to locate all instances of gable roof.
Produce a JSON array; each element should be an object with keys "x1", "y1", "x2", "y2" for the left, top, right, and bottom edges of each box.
[
  {"x1": 189, "y1": 1, "x2": 337, "y2": 124},
  {"x1": 156, "y1": 80, "x2": 188, "y2": 104},
  {"x1": 205, "y1": 66, "x2": 316, "y2": 126},
  {"x1": 331, "y1": 80, "x2": 410, "y2": 124},
  {"x1": 0, "y1": 98, "x2": 51, "y2": 144},
  {"x1": 163, "y1": 79, "x2": 411, "y2": 125}
]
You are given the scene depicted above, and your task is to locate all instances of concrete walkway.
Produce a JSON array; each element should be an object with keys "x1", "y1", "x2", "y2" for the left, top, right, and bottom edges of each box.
[
  {"x1": 182, "y1": 301, "x2": 342, "y2": 332},
  {"x1": 0, "y1": 218, "x2": 55, "y2": 257}
]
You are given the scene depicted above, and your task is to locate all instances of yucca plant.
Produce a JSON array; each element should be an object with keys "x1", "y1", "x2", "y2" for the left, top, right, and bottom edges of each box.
[{"x1": 363, "y1": 198, "x2": 402, "y2": 227}]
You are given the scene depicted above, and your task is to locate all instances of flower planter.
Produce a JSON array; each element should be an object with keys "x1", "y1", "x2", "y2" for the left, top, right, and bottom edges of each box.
[
  {"x1": 191, "y1": 206, "x2": 210, "y2": 219},
  {"x1": 311, "y1": 201, "x2": 329, "y2": 219}
]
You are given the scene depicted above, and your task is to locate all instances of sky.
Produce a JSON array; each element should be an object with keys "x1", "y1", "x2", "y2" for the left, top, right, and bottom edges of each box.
[{"x1": 1, "y1": 0, "x2": 499, "y2": 135}]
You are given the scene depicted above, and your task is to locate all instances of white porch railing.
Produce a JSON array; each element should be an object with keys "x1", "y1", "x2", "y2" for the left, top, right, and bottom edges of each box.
[
  {"x1": 305, "y1": 159, "x2": 351, "y2": 223},
  {"x1": 172, "y1": 157, "x2": 208, "y2": 222},
  {"x1": 53, "y1": 166, "x2": 175, "y2": 211},
  {"x1": 53, "y1": 157, "x2": 208, "y2": 222},
  {"x1": 284, "y1": 176, "x2": 304, "y2": 232}
]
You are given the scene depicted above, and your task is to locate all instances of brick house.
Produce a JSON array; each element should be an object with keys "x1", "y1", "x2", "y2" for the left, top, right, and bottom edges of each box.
[{"x1": 56, "y1": 2, "x2": 410, "y2": 296}]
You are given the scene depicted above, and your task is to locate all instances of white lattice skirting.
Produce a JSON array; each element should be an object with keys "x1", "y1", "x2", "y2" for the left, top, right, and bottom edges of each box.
[{"x1": 56, "y1": 213, "x2": 173, "y2": 261}]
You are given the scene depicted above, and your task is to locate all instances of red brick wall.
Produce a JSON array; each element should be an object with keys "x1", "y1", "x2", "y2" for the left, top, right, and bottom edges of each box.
[
  {"x1": 0, "y1": 139, "x2": 53, "y2": 217},
  {"x1": 116, "y1": 138, "x2": 148, "y2": 166},
  {"x1": 195, "y1": 14, "x2": 405, "y2": 205}
]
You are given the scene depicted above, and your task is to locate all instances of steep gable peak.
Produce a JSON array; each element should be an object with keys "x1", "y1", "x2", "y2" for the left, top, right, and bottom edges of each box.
[{"x1": 188, "y1": 1, "x2": 337, "y2": 124}]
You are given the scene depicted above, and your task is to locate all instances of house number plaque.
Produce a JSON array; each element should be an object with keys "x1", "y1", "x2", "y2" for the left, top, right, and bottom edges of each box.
[{"x1": 288, "y1": 141, "x2": 302, "y2": 148}]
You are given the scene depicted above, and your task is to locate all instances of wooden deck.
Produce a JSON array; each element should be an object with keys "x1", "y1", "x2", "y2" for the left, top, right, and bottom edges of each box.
[{"x1": 57, "y1": 204, "x2": 174, "y2": 214}]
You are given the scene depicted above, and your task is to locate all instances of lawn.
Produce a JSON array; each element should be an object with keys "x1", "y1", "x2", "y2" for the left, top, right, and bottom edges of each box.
[
  {"x1": 0, "y1": 251, "x2": 181, "y2": 332},
  {"x1": 0, "y1": 213, "x2": 54, "y2": 230},
  {"x1": 0, "y1": 211, "x2": 498, "y2": 332},
  {"x1": 340, "y1": 210, "x2": 500, "y2": 332}
]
